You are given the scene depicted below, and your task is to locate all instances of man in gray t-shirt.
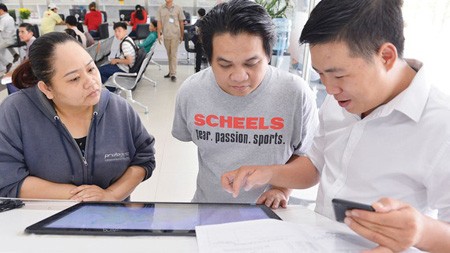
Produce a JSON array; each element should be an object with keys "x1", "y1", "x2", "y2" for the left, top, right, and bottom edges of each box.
[{"x1": 171, "y1": 0, "x2": 318, "y2": 208}]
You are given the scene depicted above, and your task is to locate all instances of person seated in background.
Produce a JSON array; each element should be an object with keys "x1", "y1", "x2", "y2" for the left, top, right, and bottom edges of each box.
[
  {"x1": 41, "y1": 3, "x2": 64, "y2": 35},
  {"x1": 222, "y1": 0, "x2": 450, "y2": 252},
  {"x1": 193, "y1": 8, "x2": 205, "y2": 73},
  {"x1": 18, "y1": 23, "x2": 36, "y2": 61},
  {"x1": 84, "y1": 1, "x2": 102, "y2": 38},
  {"x1": 0, "y1": 32, "x2": 156, "y2": 201},
  {"x1": 4, "y1": 23, "x2": 37, "y2": 94},
  {"x1": 98, "y1": 22, "x2": 136, "y2": 89},
  {"x1": 64, "y1": 28, "x2": 83, "y2": 45},
  {"x1": 128, "y1": 5, "x2": 148, "y2": 38},
  {"x1": 137, "y1": 20, "x2": 157, "y2": 53},
  {"x1": 0, "y1": 3, "x2": 18, "y2": 74},
  {"x1": 171, "y1": 0, "x2": 318, "y2": 209},
  {"x1": 65, "y1": 15, "x2": 87, "y2": 48},
  {"x1": 74, "y1": 21, "x2": 95, "y2": 48}
]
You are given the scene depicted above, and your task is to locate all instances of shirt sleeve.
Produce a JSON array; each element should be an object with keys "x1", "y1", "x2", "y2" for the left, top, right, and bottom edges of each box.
[
  {"x1": 307, "y1": 95, "x2": 332, "y2": 174},
  {"x1": 53, "y1": 12, "x2": 63, "y2": 23},
  {"x1": 293, "y1": 83, "x2": 319, "y2": 156},
  {"x1": 171, "y1": 85, "x2": 193, "y2": 142}
]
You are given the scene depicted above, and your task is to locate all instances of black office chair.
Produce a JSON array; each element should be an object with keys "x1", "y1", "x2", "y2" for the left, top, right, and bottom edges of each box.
[
  {"x1": 100, "y1": 11, "x2": 107, "y2": 22},
  {"x1": 92, "y1": 23, "x2": 109, "y2": 40},
  {"x1": 130, "y1": 24, "x2": 149, "y2": 41},
  {"x1": 184, "y1": 25, "x2": 196, "y2": 63},
  {"x1": 32, "y1": 24, "x2": 40, "y2": 38}
]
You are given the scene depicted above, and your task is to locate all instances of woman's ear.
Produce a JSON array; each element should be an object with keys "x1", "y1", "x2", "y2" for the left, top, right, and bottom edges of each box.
[
  {"x1": 378, "y1": 42, "x2": 397, "y2": 71},
  {"x1": 37, "y1": 81, "x2": 54, "y2": 100}
]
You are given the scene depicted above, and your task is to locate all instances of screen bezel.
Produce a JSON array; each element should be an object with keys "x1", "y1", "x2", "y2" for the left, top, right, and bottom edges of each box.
[{"x1": 25, "y1": 201, "x2": 281, "y2": 236}]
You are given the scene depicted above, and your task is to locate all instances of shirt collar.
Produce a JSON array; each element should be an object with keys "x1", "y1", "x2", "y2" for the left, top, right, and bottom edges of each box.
[{"x1": 376, "y1": 59, "x2": 429, "y2": 122}]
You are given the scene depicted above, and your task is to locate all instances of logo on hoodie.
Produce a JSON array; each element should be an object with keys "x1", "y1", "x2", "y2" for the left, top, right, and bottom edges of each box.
[{"x1": 104, "y1": 152, "x2": 130, "y2": 162}]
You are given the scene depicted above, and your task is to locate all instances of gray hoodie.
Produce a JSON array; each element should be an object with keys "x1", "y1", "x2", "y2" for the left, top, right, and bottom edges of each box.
[{"x1": 0, "y1": 86, "x2": 156, "y2": 198}]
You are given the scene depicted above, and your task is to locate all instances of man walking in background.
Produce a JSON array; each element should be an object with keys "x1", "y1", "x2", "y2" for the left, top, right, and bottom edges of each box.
[{"x1": 157, "y1": 0, "x2": 185, "y2": 82}]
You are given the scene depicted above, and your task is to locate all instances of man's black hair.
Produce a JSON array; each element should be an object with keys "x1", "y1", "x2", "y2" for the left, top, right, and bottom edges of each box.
[
  {"x1": 200, "y1": 0, "x2": 275, "y2": 62},
  {"x1": 300, "y1": 0, "x2": 405, "y2": 60},
  {"x1": 0, "y1": 4, "x2": 8, "y2": 12},
  {"x1": 113, "y1": 22, "x2": 127, "y2": 30},
  {"x1": 65, "y1": 15, "x2": 78, "y2": 26}
]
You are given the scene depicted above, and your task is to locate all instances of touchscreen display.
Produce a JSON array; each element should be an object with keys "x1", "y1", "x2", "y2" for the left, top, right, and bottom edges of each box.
[{"x1": 25, "y1": 202, "x2": 281, "y2": 236}]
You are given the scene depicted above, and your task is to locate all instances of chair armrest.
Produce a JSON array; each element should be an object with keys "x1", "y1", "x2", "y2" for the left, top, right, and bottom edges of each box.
[
  {"x1": 111, "y1": 72, "x2": 138, "y2": 90},
  {"x1": 112, "y1": 72, "x2": 138, "y2": 78}
]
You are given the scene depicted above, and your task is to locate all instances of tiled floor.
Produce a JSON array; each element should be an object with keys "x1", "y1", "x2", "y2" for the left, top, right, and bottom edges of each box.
[{"x1": 0, "y1": 46, "x2": 318, "y2": 205}]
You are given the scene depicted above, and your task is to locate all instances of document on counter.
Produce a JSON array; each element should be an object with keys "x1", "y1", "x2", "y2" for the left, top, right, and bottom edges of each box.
[{"x1": 195, "y1": 219, "x2": 422, "y2": 253}]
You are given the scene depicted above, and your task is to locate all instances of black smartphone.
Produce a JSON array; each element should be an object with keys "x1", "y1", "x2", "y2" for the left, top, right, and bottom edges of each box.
[
  {"x1": 0, "y1": 199, "x2": 24, "y2": 213},
  {"x1": 332, "y1": 198, "x2": 375, "y2": 222}
]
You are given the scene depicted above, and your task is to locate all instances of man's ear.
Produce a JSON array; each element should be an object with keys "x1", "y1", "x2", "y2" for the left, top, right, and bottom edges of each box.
[
  {"x1": 378, "y1": 42, "x2": 397, "y2": 71},
  {"x1": 37, "y1": 81, "x2": 54, "y2": 100}
]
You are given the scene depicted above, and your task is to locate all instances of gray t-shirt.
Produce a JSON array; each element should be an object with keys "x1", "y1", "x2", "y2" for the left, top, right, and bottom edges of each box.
[{"x1": 172, "y1": 66, "x2": 318, "y2": 203}]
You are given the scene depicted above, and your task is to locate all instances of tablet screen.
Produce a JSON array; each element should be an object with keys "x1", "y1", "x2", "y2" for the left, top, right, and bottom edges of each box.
[{"x1": 25, "y1": 202, "x2": 281, "y2": 236}]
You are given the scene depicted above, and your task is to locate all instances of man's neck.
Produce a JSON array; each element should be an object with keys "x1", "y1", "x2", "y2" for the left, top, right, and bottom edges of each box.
[{"x1": 165, "y1": 3, "x2": 173, "y2": 8}]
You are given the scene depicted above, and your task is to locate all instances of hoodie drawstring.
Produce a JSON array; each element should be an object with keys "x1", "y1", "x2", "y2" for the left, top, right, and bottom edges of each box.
[
  {"x1": 90, "y1": 111, "x2": 98, "y2": 183},
  {"x1": 54, "y1": 115, "x2": 76, "y2": 181}
]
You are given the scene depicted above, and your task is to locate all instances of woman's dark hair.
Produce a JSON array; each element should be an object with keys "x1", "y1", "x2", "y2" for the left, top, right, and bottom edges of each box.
[
  {"x1": 200, "y1": 0, "x2": 275, "y2": 62},
  {"x1": 65, "y1": 28, "x2": 82, "y2": 44},
  {"x1": 88, "y1": 2, "x2": 96, "y2": 11},
  {"x1": 150, "y1": 19, "x2": 157, "y2": 29},
  {"x1": 300, "y1": 0, "x2": 405, "y2": 60},
  {"x1": 135, "y1": 5, "x2": 144, "y2": 20},
  {"x1": 12, "y1": 32, "x2": 79, "y2": 89}
]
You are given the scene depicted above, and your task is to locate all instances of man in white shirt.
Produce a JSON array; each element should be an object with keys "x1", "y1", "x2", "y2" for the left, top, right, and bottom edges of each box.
[
  {"x1": 98, "y1": 22, "x2": 136, "y2": 91},
  {"x1": 0, "y1": 3, "x2": 18, "y2": 73},
  {"x1": 222, "y1": 0, "x2": 450, "y2": 252}
]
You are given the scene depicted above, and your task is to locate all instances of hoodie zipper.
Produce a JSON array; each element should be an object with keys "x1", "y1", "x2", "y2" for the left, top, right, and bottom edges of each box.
[{"x1": 55, "y1": 115, "x2": 95, "y2": 184}]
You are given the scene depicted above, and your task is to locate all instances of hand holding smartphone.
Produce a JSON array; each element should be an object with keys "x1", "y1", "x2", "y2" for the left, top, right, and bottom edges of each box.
[{"x1": 332, "y1": 198, "x2": 375, "y2": 222}]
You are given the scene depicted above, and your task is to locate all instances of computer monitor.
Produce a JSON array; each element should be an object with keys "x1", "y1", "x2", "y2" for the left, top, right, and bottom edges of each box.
[
  {"x1": 69, "y1": 9, "x2": 85, "y2": 21},
  {"x1": 119, "y1": 9, "x2": 134, "y2": 22}
]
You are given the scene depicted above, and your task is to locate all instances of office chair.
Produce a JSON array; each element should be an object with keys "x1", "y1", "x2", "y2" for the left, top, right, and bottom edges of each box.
[
  {"x1": 32, "y1": 24, "x2": 40, "y2": 38},
  {"x1": 100, "y1": 11, "x2": 107, "y2": 22},
  {"x1": 183, "y1": 25, "x2": 196, "y2": 64},
  {"x1": 92, "y1": 23, "x2": 109, "y2": 40},
  {"x1": 104, "y1": 51, "x2": 156, "y2": 114},
  {"x1": 132, "y1": 24, "x2": 150, "y2": 41}
]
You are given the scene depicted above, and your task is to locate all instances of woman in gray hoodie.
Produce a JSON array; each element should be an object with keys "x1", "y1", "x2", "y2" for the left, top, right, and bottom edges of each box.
[{"x1": 0, "y1": 32, "x2": 156, "y2": 201}]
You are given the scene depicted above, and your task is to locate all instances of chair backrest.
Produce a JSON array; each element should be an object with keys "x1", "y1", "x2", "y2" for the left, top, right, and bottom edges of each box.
[
  {"x1": 85, "y1": 41, "x2": 99, "y2": 60},
  {"x1": 97, "y1": 23, "x2": 109, "y2": 40},
  {"x1": 184, "y1": 26, "x2": 196, "y2": 53},
  {"x1": 134, "y1": 51, "x2": 154, "y2": 86},
  {"x1": 32, "y1": 24, "x2": 40, "y2": 38},
  {"x1": 100, "y1": 11, "x2": 107, "y2": 22},
  {"x1": 135, "y1": 24, "x2": 150, "y2": 40},
  {"x1": 95, "y1": 36, "x2": 114, "y2": 63}
]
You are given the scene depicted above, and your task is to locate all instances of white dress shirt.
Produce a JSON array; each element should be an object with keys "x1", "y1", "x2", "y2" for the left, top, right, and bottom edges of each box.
[{"x1": 308, "y1": 60, "x2": 450, "y2": 222}]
